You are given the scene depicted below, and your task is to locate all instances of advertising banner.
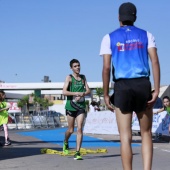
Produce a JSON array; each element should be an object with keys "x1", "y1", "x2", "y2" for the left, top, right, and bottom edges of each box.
[
  {"x1": 83, "y1": 110, "x2": 119, "y2": 135},
  {"x1": 7, "y1": 102, "x2": 21, "y2": 113},
  {"x1": 84, "y1": 110, "x2": 170, "y2": 136}
]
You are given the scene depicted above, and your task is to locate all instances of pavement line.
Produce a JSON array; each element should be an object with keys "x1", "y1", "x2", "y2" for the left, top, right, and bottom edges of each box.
[{"x1": 161, "y1": 149, "x2": 170, "y2": 153}]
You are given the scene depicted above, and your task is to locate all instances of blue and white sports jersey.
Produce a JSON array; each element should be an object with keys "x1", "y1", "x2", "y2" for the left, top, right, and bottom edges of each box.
[{"x1": 100, "y1": 26, "x2": 156, "y2": 81}]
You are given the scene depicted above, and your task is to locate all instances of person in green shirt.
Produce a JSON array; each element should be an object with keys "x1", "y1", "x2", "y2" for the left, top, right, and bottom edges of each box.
[
  {"x1": 0, "y1": 91, "x2": 11, "y2": 146},
  {"x1": 62, "y1": 59, "x2": 90, "y2": 160},
  {"x1": 154, "y1": 96, "x2": 170, "y2": 137},
  {"x1": 154, "y1": 96, "x2": 170, "y2": 115}
]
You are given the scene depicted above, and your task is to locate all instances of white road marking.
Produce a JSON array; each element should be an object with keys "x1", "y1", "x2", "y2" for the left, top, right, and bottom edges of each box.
[{"x1": 161, "y1": 149, "x2": 170, "y2": 153}]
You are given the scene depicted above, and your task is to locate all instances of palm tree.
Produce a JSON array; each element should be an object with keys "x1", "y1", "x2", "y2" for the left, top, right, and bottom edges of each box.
[
  {"x1": 17, "y1": 93, "x2": 54, "y2": 113},
  {"x1": 41, "y1": 98, "x2": 53, "y2": 110},
  {"x1": 30, "y1": 93, "x2": 53, "y2": 111},
  {"x1": 17, "y1": 95, "x2": 29, "y2": 113},
  {"x1": 95, "y1": 87, "x2": 104, "y2": 101}
]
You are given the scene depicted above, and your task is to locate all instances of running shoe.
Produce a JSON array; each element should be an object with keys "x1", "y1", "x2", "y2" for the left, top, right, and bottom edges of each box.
[
  {"x1": 4, "y1": 141, "x2": 11, "y2": 146},
  {"x1": 74, "y1": 151, "x2": 83, "y2": 160},
  {"x1": 63, "y1": 141, "x2": 69, "y2": 154}
]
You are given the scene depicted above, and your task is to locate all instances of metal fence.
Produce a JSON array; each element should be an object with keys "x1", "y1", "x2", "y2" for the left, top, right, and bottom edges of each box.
[{"x1": 7, "y1": 111, "x2": 68, "y2": 130}]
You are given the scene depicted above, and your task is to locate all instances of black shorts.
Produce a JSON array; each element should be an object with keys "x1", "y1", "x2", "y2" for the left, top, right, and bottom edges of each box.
[
  {"x1": 66, "y1": 109, "x2": 85, "y2": 118},
  {"x1": 110, "y1": 77, "x2": 152, "y2": 113}
]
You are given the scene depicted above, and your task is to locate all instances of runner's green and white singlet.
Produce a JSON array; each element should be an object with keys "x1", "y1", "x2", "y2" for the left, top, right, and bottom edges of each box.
[{"x1": 65, "y1": 75, "x2": 86, "y2": 111}]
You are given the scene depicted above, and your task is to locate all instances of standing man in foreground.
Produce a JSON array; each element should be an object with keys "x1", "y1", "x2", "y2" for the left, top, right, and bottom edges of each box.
[
  {"x1": 63, "y1": 59, "x2": 90, "y2": 160},
  {"x1": 100, "y1": 2, "x2": 160, "y2": 170}
]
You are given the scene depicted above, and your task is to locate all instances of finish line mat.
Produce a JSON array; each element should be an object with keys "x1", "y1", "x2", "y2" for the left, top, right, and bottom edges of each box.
[{"x1": 41, "y1": 148, "x2": 107, "y2": 156}]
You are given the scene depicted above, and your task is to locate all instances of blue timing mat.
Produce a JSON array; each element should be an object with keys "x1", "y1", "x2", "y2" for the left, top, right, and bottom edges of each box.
[{"x1": 18, "y1": 128, "x2": 140, "y2": 148}]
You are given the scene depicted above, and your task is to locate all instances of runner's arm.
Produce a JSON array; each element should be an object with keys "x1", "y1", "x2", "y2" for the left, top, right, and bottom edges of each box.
[
  {"x1": 153, "y1": 107, "x2": 164, "y2": 114},
  {"x1": 0, "y1": 107, "x2": 9, "y2": 112},
  {"x1": 102, "y1": 54, "x2": 114, "y2": 111},
  {"x1": 147, "y1": 47, "x2": 160, "y2": 107}
]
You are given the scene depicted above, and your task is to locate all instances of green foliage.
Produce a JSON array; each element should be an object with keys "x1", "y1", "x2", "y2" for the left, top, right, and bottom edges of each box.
[
  {"x1": 17, "y1": 100, "x2": 25, "y2": 108},
  {"x1": 41, "y1": 98, "x2": 53, "y2": 110},
  {"x1": 85, "y1": 100, "x2": 89, "y2": 106},
  {"x1": 17, "y1": 95, "x2": 29, "y2": 106},
  {"x1": 17, "y1": 93, "x2": 54, "y2": 113},
  {"x1": 95, "y1": 87, "x2": 104, "y2": 101}
]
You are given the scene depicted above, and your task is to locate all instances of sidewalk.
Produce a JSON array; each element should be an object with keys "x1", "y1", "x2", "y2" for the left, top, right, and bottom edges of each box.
[{"x1": 0, "y1": 128, "x2": 169, "y2": 170}]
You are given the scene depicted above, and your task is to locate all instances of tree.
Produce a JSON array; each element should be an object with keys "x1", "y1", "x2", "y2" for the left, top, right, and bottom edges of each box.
[
  {"x1": 30, "y1": 93, "x2": 54, "y2": 111},
  {"x1": 17, "y1": 95, "x2": 29, "y2": 113},
  {"x1": 95, "y1": 87, "x2": 104, "y2": 101},
  {"x1": 41, "y1": 98, "x2": 53, "y2": 110},
  {"x1": 17, "y1": 93, "x2": 54, "y2": 113}
]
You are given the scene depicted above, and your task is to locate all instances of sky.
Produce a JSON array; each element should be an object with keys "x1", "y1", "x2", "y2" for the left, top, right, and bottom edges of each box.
[{"x1": 0, "y1": 0, "x2": 170, "y2": 86}]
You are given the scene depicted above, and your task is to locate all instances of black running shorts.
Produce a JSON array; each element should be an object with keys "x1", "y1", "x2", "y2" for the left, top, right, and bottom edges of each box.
[
  {"x1": 110, "y1": 77, "x2": 152, "y2": 113},
  {"x1": 66, "y1": 109, "x2": 85, "y2": 118}
]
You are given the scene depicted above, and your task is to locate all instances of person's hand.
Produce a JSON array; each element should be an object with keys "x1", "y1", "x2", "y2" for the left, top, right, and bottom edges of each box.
[
  {"x1": 74, "y1": 96, "x2": 81, "y2": 101},
  {"x1": 147, "y1": 91, "x2": 158, "y2": 109},
  {"x1": 104, "y1": 95, "x2": 114, "y2": 112},
  {"x1": 153, "y1": 112, "x2": 158, "y2": 115},
  {"x1": 75, "y1": 92, "x2": 85, "y2": 97}
]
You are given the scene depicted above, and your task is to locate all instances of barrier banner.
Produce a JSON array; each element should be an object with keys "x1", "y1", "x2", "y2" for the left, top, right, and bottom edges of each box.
[
  {"x1": 83, "y1": 110, "x2": 119, "y2": 135},
  {"x1": 132, "y1": 110, "x2": 170, "y2": 135},
  {"x1": 84, "y1": 110, "x2": 170, "y2": 136},
  {"x1": 8, "y1": 102, "x2": 21, "y2": 113}
]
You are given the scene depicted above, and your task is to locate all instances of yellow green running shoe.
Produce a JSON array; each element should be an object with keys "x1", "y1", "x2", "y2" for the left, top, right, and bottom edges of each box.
[
  {"x1": 74, "y1": 151, "x2": 83, "y2": 160},
  {"x1": 63, "y1": 141, "x2": 69, "y2": 154}
]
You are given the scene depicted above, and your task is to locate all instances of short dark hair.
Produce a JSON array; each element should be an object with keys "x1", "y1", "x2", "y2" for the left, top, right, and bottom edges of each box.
[
  {"x1": 70, "y1": 59, "x2": 80, "y2": 67},
  {"x1": 163, "y1": 96, "x2": 170, "y2": 101},
  {"x1": 0, "y1": 90, "x2": 5, "y2": 95}
]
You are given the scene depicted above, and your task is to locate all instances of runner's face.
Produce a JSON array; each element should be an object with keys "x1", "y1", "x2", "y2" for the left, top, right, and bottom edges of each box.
[
  {"x1": 163, "y1": 99, "x2": 170, "y2": 107},
  {"x1": 71, "y1": 62, "x2": 80, "y2": 74}
]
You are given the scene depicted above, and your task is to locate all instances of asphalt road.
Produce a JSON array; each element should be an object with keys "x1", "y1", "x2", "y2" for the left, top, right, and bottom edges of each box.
[{"x1": 0, "y1": 128, "x2": 169, "y2": 170}]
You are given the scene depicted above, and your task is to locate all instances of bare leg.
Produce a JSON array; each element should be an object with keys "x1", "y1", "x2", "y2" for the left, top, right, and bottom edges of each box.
[
  {"x1": 3, "y1": 124, "x2": 9, "y2": 143},
  {"x1": 137, "y1": 108, "x2": 153, "y2": 170},
  {"x1": 64, "y1": 115, "x2": 75, "y2": 142},
  {"x1": 115, "y1": 107, "x2": 133, "y2": 170},
  {"x1": 76, "y1": 113, "x2": 85, "y2": 151}
]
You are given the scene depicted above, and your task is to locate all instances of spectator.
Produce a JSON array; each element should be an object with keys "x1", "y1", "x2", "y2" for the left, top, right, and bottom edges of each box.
[
  {"x1": 154, "y1": 96, "x2": 170, "y2": 114},
  {"x1": 154, "y1": 96, "x2": 170, "y2": 140},
  {"x1": 89, "y1": 101, "x2": 100, "y2": 112},
  {"x1": 0, "y1": 91, "x2": 11, "y2": 146}
]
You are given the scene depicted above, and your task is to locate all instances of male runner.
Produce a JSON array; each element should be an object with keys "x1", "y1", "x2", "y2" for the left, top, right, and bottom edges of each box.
[
  {"x1": 100, "y1": 2, "x2": 160, "y2": 169},
  {"x1": 62, "y1": 59, "x2": 90, "y2": 160}
]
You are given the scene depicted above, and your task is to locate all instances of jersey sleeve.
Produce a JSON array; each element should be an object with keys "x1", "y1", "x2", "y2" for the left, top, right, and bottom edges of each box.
[
  {"x1": 147, "y1": 31, "x2": 156, "y2": 49},
  {"x1": 99, "y1": 34, "x2": 112, "y2": 56}
]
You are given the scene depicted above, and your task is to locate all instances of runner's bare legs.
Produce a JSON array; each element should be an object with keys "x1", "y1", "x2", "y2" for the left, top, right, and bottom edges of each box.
[
  {"x1": 76, "y1": 113, "x2": 85, "y2": 151},
  {"x1": 64, "y1": 115, "x2": 75, "y2": 142},
  {"x1": 115, "y1": 107, "x2": 133, "y2": 170},
  {"x1": 137, "y1": 109, "x2": 153, "y2": 170}
]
